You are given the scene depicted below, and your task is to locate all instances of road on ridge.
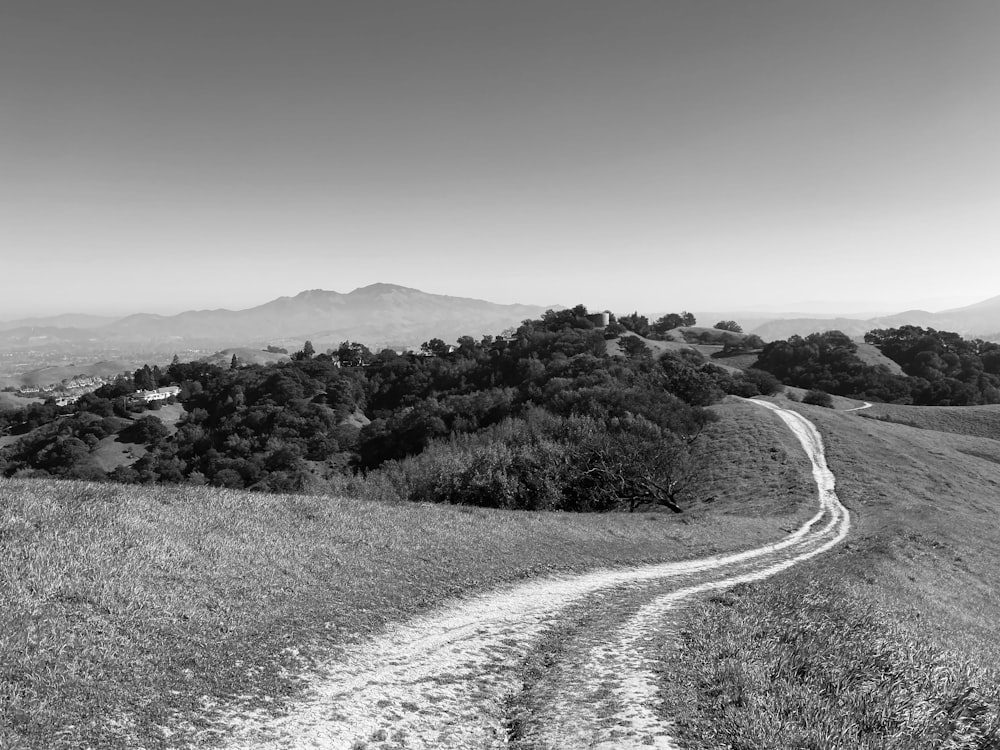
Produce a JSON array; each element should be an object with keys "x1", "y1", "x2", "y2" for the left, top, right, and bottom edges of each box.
[{"x1": 218, "y1": 399, "x2": 851, "y2": 749}]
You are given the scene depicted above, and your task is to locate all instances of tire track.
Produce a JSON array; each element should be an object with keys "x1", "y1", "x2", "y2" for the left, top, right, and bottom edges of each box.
[{"x1": 217, "y1": 399, "x2": 849, "y2": 749}]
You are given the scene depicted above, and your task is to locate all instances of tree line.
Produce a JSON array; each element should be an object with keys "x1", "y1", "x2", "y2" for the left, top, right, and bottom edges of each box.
[
  {"x1": 0, "y1": 305, "x2": 779, "y2": 512},
  {"x1": 753, "y1": 327, "x2": 1000, "y2": 405}
]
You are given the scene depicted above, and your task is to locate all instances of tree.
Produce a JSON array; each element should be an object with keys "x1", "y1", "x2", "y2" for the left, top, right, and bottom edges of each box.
[
  {"x1": 337, "y1": 341, "x2": 373, "y2": 367},
  {"x1": 618, "y1": 312, "x2": 651, "y2": 337},
  {"x1": 619, "y1": 335, "x2": 652, "y2": 359},
  {"x1": 293, "y1": 340, "x2": 315, "y2": 361},
  {"x1": 120, "y1": 415, "x2": 170, "y2": 445},
  {"x1": 230, "y1": 353, "x2": 241, "y2": 369},
  {"x1": 651, "y1": 311, "x2": 696, "y2": 335},
  {"x1": 134, "y1": 365, "x2": 155, "y2": 391},
  {"x1": 420, "y1": 338, "x2": 451, "y2": 357},
  {"x1": 714, "y1": 320, "x2": 743, "y2": 333},
  {"x1": 566, "y1": 422, "x2": 697, "y2": 513},
  {"x1": 652, "y1": 313, "x2": 684, "y2": 333}
]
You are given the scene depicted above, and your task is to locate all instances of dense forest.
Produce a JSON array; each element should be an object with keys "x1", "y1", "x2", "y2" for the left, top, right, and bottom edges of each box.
[
  {"x1": 753, "y1": 327, "x2": 1000, "y2": 405},
  {"x1": 0, "y1": 307, "x2": 778, "y2": 512}
]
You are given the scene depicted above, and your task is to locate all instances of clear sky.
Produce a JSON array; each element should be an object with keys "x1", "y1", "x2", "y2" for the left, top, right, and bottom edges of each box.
[{"x1": 2, "y1": 1, "x2": 998, "y2": 319}]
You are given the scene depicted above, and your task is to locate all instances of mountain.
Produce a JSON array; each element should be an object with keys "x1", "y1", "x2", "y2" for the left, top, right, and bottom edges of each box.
[
  {"x1": 0, "y1": 284, "x2": 555, "y2": 353},
  {"x1": 0, "y1": 314, "x2": 117, "y2": 332},
  {"x1": 748, "y1": 297, "x2": 1000, "y2": 342}
]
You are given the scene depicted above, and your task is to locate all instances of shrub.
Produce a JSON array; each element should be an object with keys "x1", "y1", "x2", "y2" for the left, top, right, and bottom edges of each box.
[
  {"x1": 803, "y1": 390, "x2": 833, "y2": 408},
  {"x1": 119, "y1": 415, "x2": 170, "y2": 445},
  {"x1": 742, "y1": 369, "x2": 781, "y2": 396}
]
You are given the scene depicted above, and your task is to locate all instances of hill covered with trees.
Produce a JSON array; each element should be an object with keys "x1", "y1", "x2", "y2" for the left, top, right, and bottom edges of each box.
[
  {"x1": 752, "y1": 327, "x2": 1000, "y2": 405},
  {"x1": 0, "y1": 306, "x2": 780, "y2": 513}
]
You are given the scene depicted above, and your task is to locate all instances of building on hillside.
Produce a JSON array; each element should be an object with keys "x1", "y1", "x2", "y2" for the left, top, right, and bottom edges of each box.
[
  {"x1": 586, "y1": 311, "x2": 611, "y2": 328},
  {"x1": 132, "y1": 385, "x2": 181, "y2": 403}
]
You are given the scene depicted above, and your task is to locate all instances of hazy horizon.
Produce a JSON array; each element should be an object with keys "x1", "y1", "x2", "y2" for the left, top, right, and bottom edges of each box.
[
  {"x1": 0, "y1": 281, "x2": 991, "y2": 323},
  {"x1": 4, "y1": 2, "x2": 999, "y2": 319}
]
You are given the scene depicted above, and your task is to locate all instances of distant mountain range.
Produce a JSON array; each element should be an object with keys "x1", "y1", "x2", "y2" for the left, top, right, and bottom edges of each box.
[
  {"x1": 3, "y1": 286, "x2": 1000, "y2": 358},
  {"x1": 746, "y1": 294, "x2": 1000, "y2": 342},
  {"x1": 0, "y1": 284, "x2": 555, "y2": 353}
]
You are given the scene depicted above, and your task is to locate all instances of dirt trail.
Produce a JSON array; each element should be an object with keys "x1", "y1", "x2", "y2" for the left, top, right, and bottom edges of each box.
[
  {"x1": 844, "y1": 400, "x2": 874, "y2": 412},
  {"x1": 218, "y1": 400, "x2": 850, "y2": 749}
]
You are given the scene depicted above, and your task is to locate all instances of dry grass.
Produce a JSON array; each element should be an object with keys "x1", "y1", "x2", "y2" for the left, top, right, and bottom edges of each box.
[
  {"x1": 860, "y1": 402, "x2": 1000, "y2": 441},
  {"x1": 660, "y1": 572, "x2": 1000, "y2": 748},
  {"x1": 0, "y1": 391, "x2": 43, "y2": 412},
  {"x1": 147, "y1": 402, "x2": 187, "y2": 435},
  {"x1": 605, "y1": 335, "x2": 700, "y2": 359},
  {"x1": 708, "y1": 350, "x2": 759, "y2": 370},
  {"x1": 689, "y1": 399, "x2": 818, "y2": 522},
  {"x1": 655, "y1": 400, "x2": 1000, "y2": 748},
  {"x1": 0, "y1": 403, "x2": 807, "y2": 750},
  {"x1": 854, "y1": 341, "x2": 905, "y2": 374},
  {"x1": 11, "y1": 397, "x2": 994, "y2": 748},
  {"x1": 90, "y1": 434, "x2": 147, "y2": 472}
]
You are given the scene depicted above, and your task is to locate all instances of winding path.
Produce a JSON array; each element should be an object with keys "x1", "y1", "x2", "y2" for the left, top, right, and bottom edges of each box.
[{"x1": 219, "y1": 399, "x2": 850, "y2": 749}]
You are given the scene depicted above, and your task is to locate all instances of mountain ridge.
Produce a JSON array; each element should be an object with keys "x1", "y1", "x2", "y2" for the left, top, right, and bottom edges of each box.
[
  {"x1": 5, "y1": 286, "x2": 1000, "y2": 354},
  {"x1": 748, "y1": 302, "x2": 1000, "y2": 342},
  {"x1": 0, "y1": 284, "x2": 557, "y2": 353}
]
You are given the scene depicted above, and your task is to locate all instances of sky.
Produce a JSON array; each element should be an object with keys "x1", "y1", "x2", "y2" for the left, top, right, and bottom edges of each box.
[{"x1": 2, "y1": 0, "x2": 999, "y2": 320}]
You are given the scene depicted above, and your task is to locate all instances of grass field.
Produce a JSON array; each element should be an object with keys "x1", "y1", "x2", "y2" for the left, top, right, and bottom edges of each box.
[
  {"x1": 0, "y1": 391, "x2": 43, "y2": 412},
  {"x1": 656, "y1": 400, "x2": 1000, "y2": 748},
  {"x1": 7, "y1": 398, "x2": 999, "y2": 748},
  {"x1": 0, "y1": 400, "x2": 812, "y2": 750}
]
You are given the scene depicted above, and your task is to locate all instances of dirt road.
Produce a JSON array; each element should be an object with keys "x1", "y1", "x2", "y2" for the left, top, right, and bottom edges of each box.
[{"x1": 219, "y1": 399, "x2": 850, "y2": 749}]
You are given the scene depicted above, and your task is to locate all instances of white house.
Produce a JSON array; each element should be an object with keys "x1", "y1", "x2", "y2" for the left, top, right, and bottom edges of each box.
[{"x1": 133, "y1": 385, "x2": 181, "y2": 403}]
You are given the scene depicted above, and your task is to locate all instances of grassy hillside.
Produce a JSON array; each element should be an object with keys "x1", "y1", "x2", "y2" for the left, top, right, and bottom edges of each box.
[
  {"x1": 0, "y1": 401, "x2": 814, "y2": 750},
  {"x1": 198, "y1": 348, "x2": 291, "y2": 368},
  {"x1": 8, "y1": 399, "x2": 1000, "y2": 748},
  {"x1": 0, "y1": 391, "x2": 43, "y2": 412},
  {"x1": 657, "y1": 401, "x2": 1000, "y2": 747},
  {"x1": 859, "y1": 401, "x2": 1000, "y2": 440},
  {"x1": 854, "y1": 340, "x2": 905, "y2": 374},
  {"x1": 605, "y1": 333, "x2": 746, "y2": 370},
  {"x1": 6, "y1": 360, "x2": 138, "y2": 390}
]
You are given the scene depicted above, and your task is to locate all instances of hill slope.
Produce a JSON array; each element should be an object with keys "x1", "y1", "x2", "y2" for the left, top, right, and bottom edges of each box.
[
  {"x1": 5, "y1": 400, "x2": 1000, "y2": 746},
  {"x1": 655, "y1": 398, "x2": 1000, "y2": 747},
  {"x1": 0, "y1": 401, "x2": 816, "y2": 749}
]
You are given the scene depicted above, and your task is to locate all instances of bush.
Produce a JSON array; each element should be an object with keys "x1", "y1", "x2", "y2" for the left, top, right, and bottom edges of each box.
[
  {"x1": 379, "y1": 428, "x2": 569, "y2": 511},
  {"x1": 742, "y1": 368, "x2": 782, "y2": 396},
  {"x1": 361, "y1": 411, "x2": 698, "y2": 513},
  {"x1": 802, "y1": 390, "x2": 833, "y2": 408},
  {"x1": 119, "y1": 415, "x2": 170, "y2": 445},
  {"x1": 714, "y1": 320, "x2": 743, "y2": 333}
]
